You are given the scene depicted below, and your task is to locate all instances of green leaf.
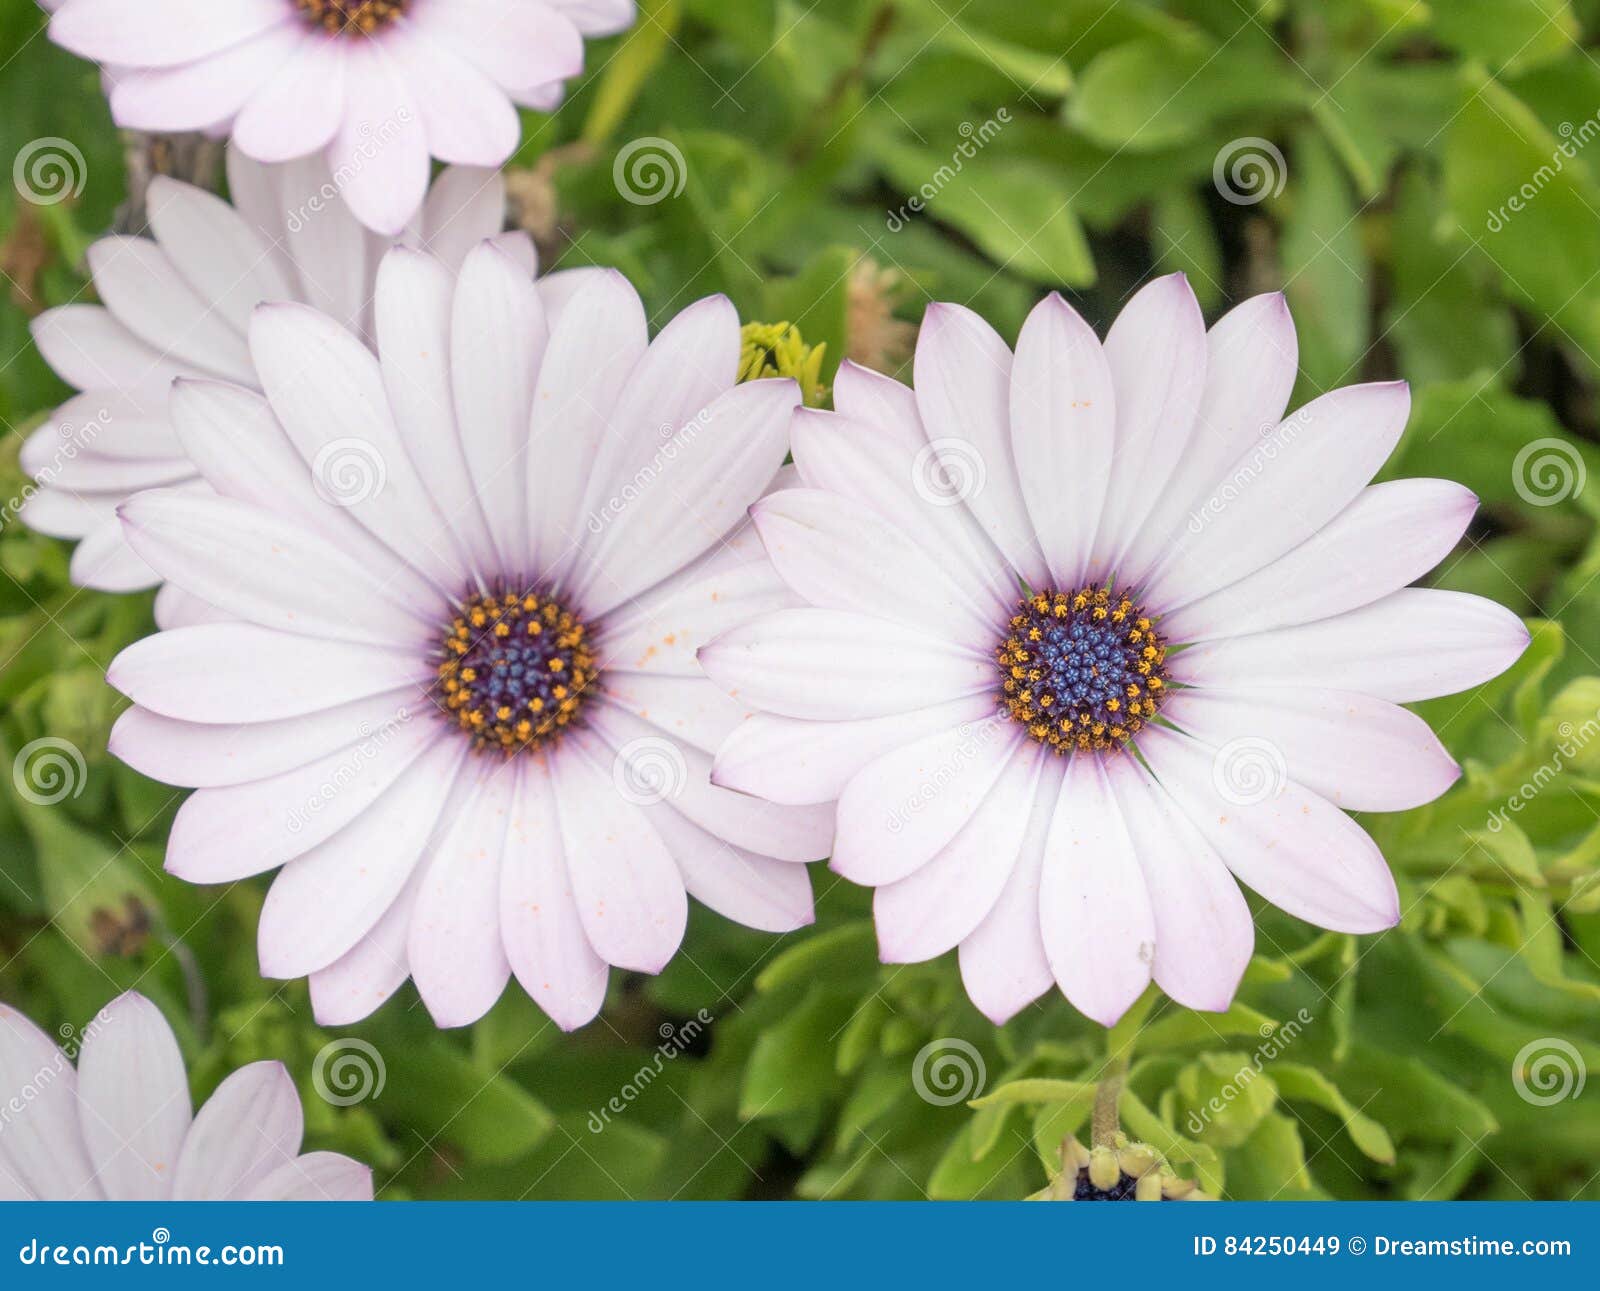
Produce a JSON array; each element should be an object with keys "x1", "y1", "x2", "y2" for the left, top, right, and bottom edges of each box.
[{"x1": 1270, "y1": 1064, "x2": 1396, "y2": 1163}]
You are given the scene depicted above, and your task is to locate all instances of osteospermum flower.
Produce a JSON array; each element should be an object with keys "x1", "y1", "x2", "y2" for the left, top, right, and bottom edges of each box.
[
  {"x1": 22, "y1": 148, "x2": 600, "y2": 621},
  {"x1": 105, "y1": 249, "x2": 829, "y2": 1030},
  {"x1": 701, "y1": 277, "x2": 1530, "y2": 1026},
  {"x1": 0, "y1": 992, "x2": 369, "y2": 1200},
  {"x1": 43, "y1": 0, "x2": 633, "y2": 233}
]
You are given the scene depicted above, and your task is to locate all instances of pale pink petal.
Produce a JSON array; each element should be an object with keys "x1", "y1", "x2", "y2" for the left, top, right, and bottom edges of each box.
[
  {"x1": 389, "y1": 38, "x2": 519, "y2": 167},
  {"x1": 554, "y1": 734, "x2": 688, "y2": 974},
  {"x1": 1095, "y1": 273, "x2": 1206, "y2": 572},
  {"x1": 710, "y1": 694, "x2": 998, "y2": 806},
  {"x1": 1170, "y1": 588, "x2": 1531, "y2": 703},
  {"x1": 699, "y1": 609, "x2": 992, "y2": 721},
  {"x1": 500, "y1": 759, "x2": 610, "y2": 1030},
  {"x1": 418, "y1": 166, "x2": 511, "y2": 268},
  {"x1": 646, "y1": 805, "x2": 815, "y2": 933},
  {"x1": 875, "y1": 741, "x2": 1043, "y2": 962},
  {"x1": 1139, "y1": 724, "x2": 1400, "y2": 934},
  {"x1": 246, "y1": 1151, "x2": 372, "y2": 1201},
  {"x1": 255, "y1": 739, "x2": 467, "y2": 975},
  {"x1": 832, "y1": 714, "x2": 1021, "y2": 885},
  {"x1": 324, "y1": 41, "x2": 429, "y2": 236},
  {"x1": 32, "y1": 304, "x2": 192, "y2": 392},
  {"x1": 1038, "y1": 756, "x2": 1154, "y2": 1026},
  {"x1": 170, "y1": 1062, "x2": 303, "y2": 1200},
  {"x1": 110, "y1": 25, "x2": 306, "y2": 133},
  {"x1": 1162, "y1": 479, "x2": 1477, "y2": 642},
  {"x1": 0, "y1": 1003, "x2": 99, "y2": 1199},
  {"x1": 1103, "y1": 755, "x2": 1252, "y2": 1013},
  {"x1": 830, "y1": 358, "x2": 925, "y2": 450},
  {"x1": 913, "y1": 302, "x2": 1047, "y2": 584},
  {"x1": 1140, "y1": 382, "x2": 1412, "y2": 611},
  {"x1": 1164, "y1": 685, "x2": 1460, "y2": 813},
  {"x1": 231, "y1": 34, "x2": 345, "y2": 162},
  {"x1": 958, "y1": 757, "x2": 1064, "y2": 1024},
  {"x1": 76, "y1": 992, "x2": 192, "y2": 1201},
  {"x1": 52, "y1": 0, "x2": 290, "y2": 69},
  {"x1": 752, "y1": 488, "x2": 996, "y2": 647},
  {"x1": 167, "y1": 720, "x2": 451, "y2": 886},
  {"x1": 1118, "y1": 293, "x2": 1297, "y2": 585},
  {"x1": 309, "y1": 869, "x2": 424, "y2": 1026},
  {"x1": 1009, "y1": 292, "x2": 1114, "y2": 587},
  {"x1": 409, "y1": 768, "x2": 515, "y2": 1028}
]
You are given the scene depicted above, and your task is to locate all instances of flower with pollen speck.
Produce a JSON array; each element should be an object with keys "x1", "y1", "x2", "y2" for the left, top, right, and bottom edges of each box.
[{"x1": 700, "y1": 277, "x2": 1530, "y2": 1027}]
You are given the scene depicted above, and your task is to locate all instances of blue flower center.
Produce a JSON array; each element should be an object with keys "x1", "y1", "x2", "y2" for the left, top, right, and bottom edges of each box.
[
  {"x1": 997, "y1": 584, "x2": 1168, "y2": 753},
  {"x1": 433, "y1": 589, "x2": 597, "y2": 755}
]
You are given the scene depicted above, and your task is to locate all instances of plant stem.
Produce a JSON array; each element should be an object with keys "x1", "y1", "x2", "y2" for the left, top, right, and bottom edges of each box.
[{"x1": 1091, "y1": 1055, "x2": 1128, "y2": 1148}]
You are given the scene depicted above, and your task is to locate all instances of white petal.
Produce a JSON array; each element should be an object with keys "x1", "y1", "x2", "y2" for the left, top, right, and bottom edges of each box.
[
  {"x1": 1009, "y1": 293, "x2": 1115, "y2": 587},
  {"x1": 555, "y1": 734, "x2": 687, "y2": 973},
  {"x1": 247, "y1": 1151, "x2": 372, "y2": 1201},
  {"x1": 1170, "y1": 588, "x2": 1531, "y2": 703},
  {"x1": 913, "y1": 302, "x2": 1046, "y2": 585},
  {"x1": 1094, "y1": 273, "x2": 1207, "y2": 573},
  {"x1": 108, "y1": 622, "x2": 426, "y2": 723},
  {"x1": 1164, "y1": 685, "x2": 1459, "y2": 813},
  {"x1": 309, "y1": 870, "x2": 423, "y2": 1026},
  {"x1": 1038, "y1": 755, "x2": 1154, "y2": 1026},
  {"x1": 958, "y1": 757, "x2": 1064, "y2": 1025},
  {"x1": 167, "y1": 719, "x2": 451, "y2": 886},
  {"x1": 647, "y1": 805, "x2": 815, "y2": 933},
  {"x1": 1140, "y1": 382, "x2": 1412, "y2": 611},
  {"x1": 0, "y1": 1003, "x2": 98, "y2": 1198},
  {"x1": 170, "y1": 1062, "x2": 302, "y2": 1200},
  {"x1": 409, "y1": 768, "x2": 514, "y2": 1028},
  {"x1": 711, "y1": 694, "x2": 999, "y2": 806},
  {"x1": 76, "y1": 992, "x2": 192, "y2": 1201},
  {"x1": 752, "y1": 488, "x2": 995, "y2": 646},
  {"x1": 500, "y1": 758, "x2": 609, "y2": 1030},
  {"x1": 875, "y1": 740, "x2": 1043, "y2": 962},
  {"x1": 833, "y1": 714, "x2": 1021, "y2": 885},
  {"x1": 1103, "y1": 755, "x2": 1252, "y2": 1012},
  {"x1": 1161, "y1": 479, "x2": 1477, "y2": 642},
  {"x1": 255, "y1": 739, "x2": 467, "y2": 977},
  {"x1": 1118, "y1": 293, "x2": 1297, "y2": 586},
  {"x1": 698, "y1": 609, "x2": 992, "y2": 720},
  {"x1": 1139, "y1": 724, "x2": 1400, "y2": 934}
]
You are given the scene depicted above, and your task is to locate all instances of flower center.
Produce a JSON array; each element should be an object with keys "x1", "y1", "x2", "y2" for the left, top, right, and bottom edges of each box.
[
  {"x1": 295, "y1": 0, "x2": 405, "y2": 34},
  {"x1": 433, "y1": 589, "x2": 597, "y2": 755},
  {"x1": 997, "y1": 583, "x2": 1168, "y2": 753}
]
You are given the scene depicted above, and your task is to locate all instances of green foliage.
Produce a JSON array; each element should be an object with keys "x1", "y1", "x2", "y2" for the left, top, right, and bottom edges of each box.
[{"x1": 3, "y1": 0, "x2": 1600, "y2": 1201}]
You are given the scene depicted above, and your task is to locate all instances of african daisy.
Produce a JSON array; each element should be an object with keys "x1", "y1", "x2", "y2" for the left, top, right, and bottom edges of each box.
[
  {"x1": 105, "y1": 248, "x2": 827, "y2": 1031},
  {"x1": 0, "y1": 991, "x2": 370, "y2": 1200},
  {"x1": 21, "y1": 148, "x2": 601, "y2": 623},
  {"x1": 700, "y1": 277, "x2": 1529, "y2": 1026},
  {"x1": 43, "y1": 0, "x2": 634, "y2": 233}
]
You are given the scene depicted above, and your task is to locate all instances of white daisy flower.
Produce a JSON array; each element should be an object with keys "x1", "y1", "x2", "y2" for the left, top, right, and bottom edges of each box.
[
  {"x1": 105, "y1": 248, "x2": 828, "y2": 1031},
  {"x1": 701, "y1": 277, "x2": 1530, "y2": 1026}
]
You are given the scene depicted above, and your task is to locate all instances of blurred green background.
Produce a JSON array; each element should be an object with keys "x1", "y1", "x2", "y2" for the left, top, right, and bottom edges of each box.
[{"x1": 3, "y1": 0, "x2": 1600, "y2": 1199}]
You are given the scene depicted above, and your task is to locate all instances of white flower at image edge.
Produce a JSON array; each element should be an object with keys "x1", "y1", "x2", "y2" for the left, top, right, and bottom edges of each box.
[
  {"x1": 699, "y1": 276, "x2": 1530, "y2": 1027},
  {"x1": 0, "y1": 992, "x2": 370, "y2": 1200},
  {"x1": 41, "y1": 0, "x2": 636, "y2": 233},
  {"x1": 21, "y1": 146, "x2": 606, "y2": 621},
  {"x1": 105, "y1": 250, "x2": 829, "y2": 1032}
]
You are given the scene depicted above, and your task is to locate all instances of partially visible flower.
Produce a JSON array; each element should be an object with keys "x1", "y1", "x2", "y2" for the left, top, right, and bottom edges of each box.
[
  {"x1": 1033, "y1": 1136, "x2": 1209, "y2": 1202},
  {"x1": 0, "y1": 992, "x2": 370, "y2": 1200},
  {"x1": 739, "y1": 321, "x2": 827, "y2": 408},
  {"x1": 106, "y1": 252, "x2": 827, "y2": 1032},
  {"x1": 44, "y1": 0, "x2": 636, "y2": 233},
  {"x1": 702, "y1": 278, "x2": 1529, "y2": 1027},
  {"x1": 20, "y1": 148, "x2": 603, "y2": 622}
]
